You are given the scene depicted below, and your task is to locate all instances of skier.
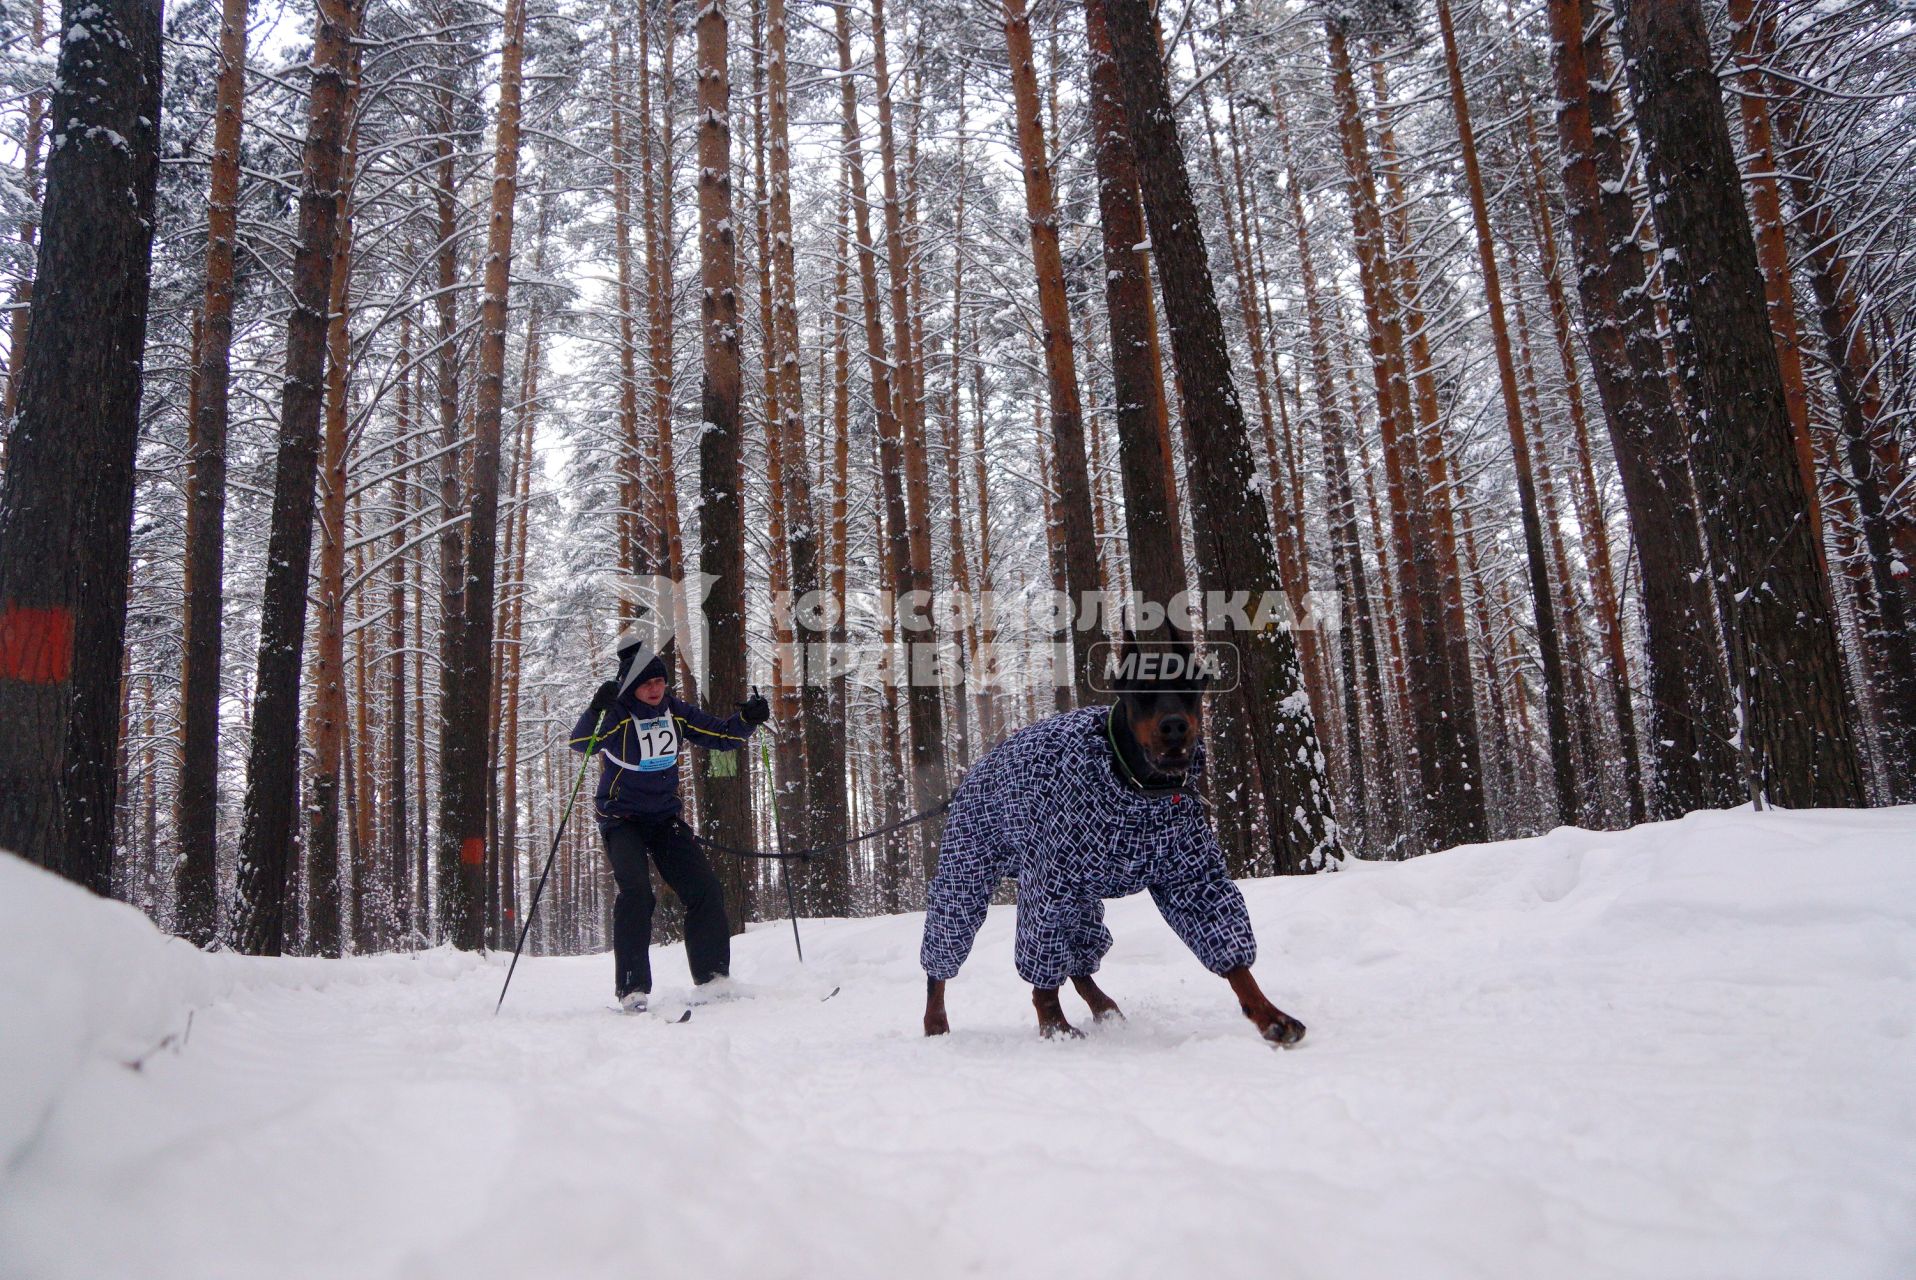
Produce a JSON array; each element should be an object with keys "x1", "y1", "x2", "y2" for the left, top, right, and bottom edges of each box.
[{"x1": 571, "y1": 633, "x2": 770, "y2": 1012}]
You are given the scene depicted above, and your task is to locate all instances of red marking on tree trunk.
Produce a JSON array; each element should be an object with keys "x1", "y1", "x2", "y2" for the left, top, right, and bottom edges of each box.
[
  {"x1": 459, "y1": 836, "x2": 486, "y2": 866},
  {"x1": 0, "y1": 604, "x2": 74, "y2": 683}
]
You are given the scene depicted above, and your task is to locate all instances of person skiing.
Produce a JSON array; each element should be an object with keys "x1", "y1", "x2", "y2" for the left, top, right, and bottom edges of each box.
[{"x1": 570, "y1": 632, "x2": 771, "y2": 1012}]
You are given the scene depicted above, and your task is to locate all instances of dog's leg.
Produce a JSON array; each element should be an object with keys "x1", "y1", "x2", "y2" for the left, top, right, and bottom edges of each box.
[
  {"x1": 1224, "y1": 967, "x2": 1306, "y2": 1047},
  {"x1": 1069, "y1": 974, "x2": 1125, "y2": 1024},
  {"x1": 1032, "y1": 986, "x2": 1083, "y2": 1039},
  {"x1": 924, "y1": 977, "x2": 950, "y2": 1036}
]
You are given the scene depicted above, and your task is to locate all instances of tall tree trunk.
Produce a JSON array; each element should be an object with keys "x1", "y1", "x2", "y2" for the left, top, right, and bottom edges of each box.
[
  {"x1": 1270, "y1": 90, "x2": 1400, "y2": 853},
  {"x1": 1548, "y1": 0, "x2": 1740, "y2": 816},
  {"x1": 1434, "y1": 0, "x2": 1578, "y2": 826},
  {"x1": 1003, "y1": 0, "x2": 1100, "y2": 707},
  {"x1": 0, "y1": 0, "x2": 162, "y2": 890},
  {"x1": 174, "y1": 0, "x2": 249, "y2": 941},
  {"x1": 1085, "y1": 0, "x2": 1186, "y2": 623},
  {"x1": 308, "y1": 70, "x2": 361, "y2": 958},
  {"x1": 1096, "y1": 0, "x2": 1340, "y2": 874},
  {"x1": 349, "y1": 534, "x2": 379, "y2": 950},
  {"x1": 747, "y1": 0, "x2": 806, "y2": 861},
  {"x1": 387, "y1": 308, "x2": 413, "y2": 942},
  {"x1": 1512, "y1": 73, "x2": 1646, "y2": 824},
  {"x1": 767, "y1": 0, "x2": 844, "y2": 873},
  {"x1": 820, "y1": 169, "x2": 856, "y2": 915},
  {"x1": 1615, "y1": 0, "x2": 1864, "y2": 808},
  {"x1": 1324, "y1": 23, "x2": 1475, "y2": 851},
  {"x1": 695, "y1": 0, "x2": 753, "y2": 931},
  {"x1": 642, "y1": 5, "x2": 698, "y2": 697},
  {"x1": 872, "y1": 0, "x2": 948, "y2": 851},
  {"x1": 1765, "y1": 53, "x2": 1916, "y2": 788},
  {"x1": 232, "y1": 0, "x2": 359, "y2": 953},
  {"x1": 439, "y1": 0, "x2": 527, "y2": 950},
  {"x1": 1726, "y1": 0, "x2": 1823, "y2": 562},
  {"x1": 498, "y1": 276, "x2": 541, "y2": 947},
  {"x1": 610, "y1": 24, "x2": 646, "y2": 579},
  {"x1": 941, "y1": 67, "x2": 979, "y2": 769},
  {"x1": 1366, "y1": 57, "x2": 1485, "y2": 844},
  {"x1": 833, "y1": 0, "x2": 917, "y2": 880},
  {"x1": 431, "y1": 26, "x2": 467, "y2": 924}
]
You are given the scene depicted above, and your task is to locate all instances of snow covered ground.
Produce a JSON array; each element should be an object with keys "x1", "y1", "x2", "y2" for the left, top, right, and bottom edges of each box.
[{"x1": 3, "y1": 806, "x2": 1914, "y2": 1280}]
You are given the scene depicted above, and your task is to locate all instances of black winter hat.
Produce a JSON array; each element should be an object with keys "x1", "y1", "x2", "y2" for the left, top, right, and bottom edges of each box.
[{"x1": 616, "y1": 628, "x2": 670, "y2": 693}]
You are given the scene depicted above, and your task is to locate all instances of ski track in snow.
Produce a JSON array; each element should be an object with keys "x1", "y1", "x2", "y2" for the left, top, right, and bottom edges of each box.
[{"x1": 4, "y1": 806, "x2": 1915, "y2": 1279}]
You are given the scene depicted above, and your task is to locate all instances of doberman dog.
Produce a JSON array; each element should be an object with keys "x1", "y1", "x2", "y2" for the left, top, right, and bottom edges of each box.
[{"x1": 920, "y1": 636, "x2": 1306, "y2": 1047}]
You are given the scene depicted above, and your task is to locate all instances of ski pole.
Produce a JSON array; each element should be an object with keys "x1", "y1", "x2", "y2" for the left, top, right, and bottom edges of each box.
[
  {"x1": 496, "y1": 708, "x2": 609, "y2": 1015},
  {"x1": 759, "y1": 721, "x2": 804, "y2": 963}
]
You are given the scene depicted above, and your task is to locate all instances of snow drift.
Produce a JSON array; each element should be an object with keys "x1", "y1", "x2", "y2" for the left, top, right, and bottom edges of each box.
[{"x1": 3, "y1": 806, "x2": 1914, "y2": 1279}]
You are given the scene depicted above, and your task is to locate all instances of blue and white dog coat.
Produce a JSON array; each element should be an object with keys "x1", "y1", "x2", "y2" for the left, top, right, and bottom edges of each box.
[{"x1": 920, "y1": 705, "x2": 1257, "y2": 988}]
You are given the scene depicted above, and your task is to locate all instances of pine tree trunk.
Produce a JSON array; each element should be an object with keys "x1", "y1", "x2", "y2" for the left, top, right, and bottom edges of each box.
[
  {"x1": 642, "y1": 7, "x2": 698, "y2": 698},
  {"x1": 232, "y1": 0, "x2": 360, "y2": 954},
  {"x1": 1270, "y1": 90, "x2": 1401, "y2": 853},
  {"x1": 1085, "y1": 0, "x2": 1187, "y2": 628},
  {"x1": 695, "y1": 0, "x2": 753, "y2": 931},
  {"x1": 834, "y1": 0, "x2": 919, "y2": 886},
  {"x1": 1433, "y1": 0, "x2": 1578, "y2": 827},
  {"x1": 610, "y1": 25, "x2": 647, "y2": 579},
  {"x1": 1548, "y1": 0, "x2": 1740, "y2": 817},
  {"x1": 1615, "y1": 0, "x2": 1864, "y2": 808},
  {"x1": 1513, "y1": 82, "x2": 1646, "y2": 824},
  {"x1": 349, "y1": 535, "x2": 379, "y2": 950},
  {"x1": 873, "y1": 0, "x2": 949, "y2": 848},
  {"x1": 767, "y1": 0, "x2": 845, "y2": 875},
  {"x1": 430, "y1": 35, "x2": 468, "y2": 914},
  {"x1": 1726, "y1": 0, "x2": 1823, "y2": 561},
  {"x1": 1003, "y1": 0, "x2": 1100, "y2": 707},
  {"x1": 173, "y1": 0, "x2": 248, "y2": 942},
  {"x1": 0, "y1": 0, "x2": 162, "y2": 891},
  {"x1": 1766, "y1": 67, "x2": 1916, "y2": 787},
  {"x1": 307, "y1": 72, "x2": 361, "y2": 958},
  {"x1": 1324, "y1": 23, "x2": 1477, "y2": 852},
  {"x1": 1095, "y1": 0, "x2": 1340, "y2": 874},
  {"x1": 1366, "y1": 58, "x2": 1487, "y2": 845},
  {"x1": 498, "y1": 275, "x2": 541, "y2": 946},
  {"x1": 387, "y1": 308, "x2": 412, "y2": 942},
  {"x1": 439, "y1": 0, "x2": 527, "y2": 950}
]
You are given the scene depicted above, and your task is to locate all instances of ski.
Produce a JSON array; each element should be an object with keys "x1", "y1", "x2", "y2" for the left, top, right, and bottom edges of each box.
[
  {"x1": 606, "y1": 1004, "x2": 693, "y2": 1023},
  {"x1": 604, "y1": 985, "x2": 838, "y2": 1020}
]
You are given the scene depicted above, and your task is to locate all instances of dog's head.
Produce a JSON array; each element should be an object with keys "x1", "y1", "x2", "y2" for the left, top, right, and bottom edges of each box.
[{"x1": 1108, "y1": 632, "x2": 1212, "y2": 778}]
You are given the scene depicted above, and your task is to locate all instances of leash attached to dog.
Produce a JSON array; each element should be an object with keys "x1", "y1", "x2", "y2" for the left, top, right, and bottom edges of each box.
[
  {"x1": 496, "y1": 708, "x2": 612, "y2": 1015},
  {"x1": 680, "y1": 797, "x2": 951, "y2": 864}
]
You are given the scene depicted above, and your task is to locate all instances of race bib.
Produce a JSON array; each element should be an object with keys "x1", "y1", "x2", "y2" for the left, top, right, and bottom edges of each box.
[{"x1": 629, "y1": 714, "x2": 679, "y2": 772}]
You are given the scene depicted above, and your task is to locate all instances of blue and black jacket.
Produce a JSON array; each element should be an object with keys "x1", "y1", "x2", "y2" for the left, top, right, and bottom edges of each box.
[{"x1": 569, "y1": 688, "x2": 758, "y2": 823}]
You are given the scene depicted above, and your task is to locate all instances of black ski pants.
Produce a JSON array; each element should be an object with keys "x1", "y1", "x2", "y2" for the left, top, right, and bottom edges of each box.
[{"x1": 602, "y1": 814, "x2": 731, "y2": 996}]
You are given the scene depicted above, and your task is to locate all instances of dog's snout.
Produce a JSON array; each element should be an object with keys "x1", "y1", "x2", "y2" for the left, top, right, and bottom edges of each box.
[{"x1": 1160, "y1": 714, "x2": 1190, "y2": 744}]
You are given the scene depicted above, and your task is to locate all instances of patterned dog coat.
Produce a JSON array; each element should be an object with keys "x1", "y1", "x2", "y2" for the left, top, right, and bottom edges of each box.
[{"x1": 920, "y1": 705, "x2": 1258, "y2": 988}]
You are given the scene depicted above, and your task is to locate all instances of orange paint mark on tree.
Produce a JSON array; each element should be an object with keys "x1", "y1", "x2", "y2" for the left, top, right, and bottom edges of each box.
[
  {"x1": 460, "y1": 836, "x2": 486, "y2": 867},
  {"x1": 0, "y1": 603, "x2": 74, "y2": 683}
]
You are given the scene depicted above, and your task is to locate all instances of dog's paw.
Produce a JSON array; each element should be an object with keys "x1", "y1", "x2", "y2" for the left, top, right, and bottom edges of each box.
[
  {"x1": 1039, "y1": 1022, "x2": 1086, "y2": 1040},
  {"x1": 1259, "y1": 1015, "x2": 1306, "y2": 1048},
  {"x1": 924, "y1": 1010, "x2": 950, "y2": 1037},
  {"x1": 1092, "y1": 1005, "x2": 1126, "y2": 1025}
]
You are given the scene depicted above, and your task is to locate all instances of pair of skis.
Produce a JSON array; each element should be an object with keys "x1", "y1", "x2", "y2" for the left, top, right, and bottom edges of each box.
[{"x1": 610, "y1": 985, "x2": 841, "y2": 1023}]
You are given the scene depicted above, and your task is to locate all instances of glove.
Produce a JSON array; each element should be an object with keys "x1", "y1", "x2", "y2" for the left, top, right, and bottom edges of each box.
[
  {"x1": 585, "y1": 680, "x2": 620, "y2": 730},
  {"x1": 739, "y1": 687, "x2": 771, "y2": 727}
]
